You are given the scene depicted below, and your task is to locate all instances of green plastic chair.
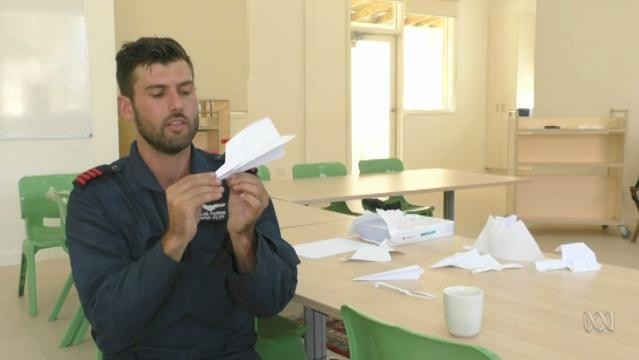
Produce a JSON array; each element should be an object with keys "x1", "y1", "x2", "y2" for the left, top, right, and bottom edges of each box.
[
  {"x1": 255, "y1": 316, "x2": 307, "y2": 360},
  {"x1": 18, "y1": 174, "x2": 76, "y2": 316},
  {"x1": 45, "y1": 188, "x2": 92, "y2": 349},
  {"x1": 257, "y1": 165, "x2": 271, "y2": 181},
  {"x1": 292, "y1": 162, "x2": 359, "y2": 216},
  {"x1": 358, "y1": 158, "x2": 434, "y2": 216},
  {"x1": 341, "y1": 305, "x2": 500, "y2": 360}
]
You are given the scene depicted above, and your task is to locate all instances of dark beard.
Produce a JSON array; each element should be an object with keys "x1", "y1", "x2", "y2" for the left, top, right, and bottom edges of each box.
[{"x1": 134, "y1": 110, "x2": 199, "y2": 155}]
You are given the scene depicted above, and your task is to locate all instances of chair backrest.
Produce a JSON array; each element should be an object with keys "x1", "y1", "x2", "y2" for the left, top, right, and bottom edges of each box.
[
  {"x1": 358, "y1": 158, "x2": 404, "y2": 175},
  {"x1": 18, "y1": 174, "x2": 76, "y2": 236},
  {"x1": 341, "y1": 305, "x2": 500, "y2": 360},
  {"x1": 46, "y1": 189, "x2": 70, "y2": 227},
  {"x1": 257, "y1": 165, "x2": 271, "y2": 181},
  {"x1": 292, "y1": 162, "x2": 347, "y2": 179}
]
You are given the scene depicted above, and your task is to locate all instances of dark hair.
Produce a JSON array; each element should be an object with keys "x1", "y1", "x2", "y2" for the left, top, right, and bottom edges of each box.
[{"x1": 115, "y1": 37, "x2": 194, "y2": 98}]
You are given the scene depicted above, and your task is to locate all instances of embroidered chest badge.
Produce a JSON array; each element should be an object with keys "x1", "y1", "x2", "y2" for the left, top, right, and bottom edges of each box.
[{"x1": 201, "y1": 202, "x2": 227, "y2": 222}]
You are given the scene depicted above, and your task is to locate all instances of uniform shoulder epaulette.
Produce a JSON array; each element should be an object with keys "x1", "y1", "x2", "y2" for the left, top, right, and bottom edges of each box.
[{"x1": 74, "y1": 164, "x2": 121, "y2": 187}]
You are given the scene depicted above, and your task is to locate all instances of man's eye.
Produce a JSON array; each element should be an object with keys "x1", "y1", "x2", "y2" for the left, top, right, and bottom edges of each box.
[{"x1": 151, "y1": 92, "x2": 163, "y2": 98}]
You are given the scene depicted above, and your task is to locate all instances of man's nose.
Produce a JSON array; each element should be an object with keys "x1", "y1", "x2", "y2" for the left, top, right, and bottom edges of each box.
[{"x1": 167, "y1": 89, "x2": 184, "y2": 112}]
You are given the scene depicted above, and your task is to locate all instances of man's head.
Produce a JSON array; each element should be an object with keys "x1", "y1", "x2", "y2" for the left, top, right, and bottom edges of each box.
[{"x1": 116, "y1": 37, "x2": 199, "y2": 155}]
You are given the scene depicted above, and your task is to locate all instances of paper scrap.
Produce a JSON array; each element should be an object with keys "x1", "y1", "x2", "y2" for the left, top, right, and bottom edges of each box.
[
  {"x1": 215, "y1": 117, "x2": 295, "y2": 180},
  {"x1": 474, "y1": 215, "x2": 543, "y2": 262},
  {"x1": 431, "y1": 248, "x2": 523, "y2": 273},
  {"x1": 353, "y1": 265, "x2": 424, "y2": 281},
  {"x1": 535, "y1": 242, "x2": 601, "y2": 272},
  {"x1": 294, "y1": 238, "x2": 363, "y2": 259},
  {"x1": 348, "y1": 240, "x2": 400, "y2": 262}
]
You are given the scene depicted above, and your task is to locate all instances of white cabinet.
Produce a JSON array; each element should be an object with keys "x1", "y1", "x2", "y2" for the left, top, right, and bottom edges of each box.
[{"x1": 513, "y1": 113, "x2": 629, "y2": 236}]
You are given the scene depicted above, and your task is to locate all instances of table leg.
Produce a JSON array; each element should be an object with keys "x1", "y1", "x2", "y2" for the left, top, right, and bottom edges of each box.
[
  {"x1": 304, "y1": 306, "x2": 327, "y2": 360},
  {"x1": 443, "y1": 190, "x2": 455, "y2": 220}
]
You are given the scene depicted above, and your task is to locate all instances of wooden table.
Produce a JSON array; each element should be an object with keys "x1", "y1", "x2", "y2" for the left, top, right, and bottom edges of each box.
[
  {"x1": 272, "y1": 199, "x2": 355, "y2": 229},
  {"x1": 265, "y1": 168, "x2": 523, "y2": 220},
  {"x1": 282, "y1": 220, "x2": 639, "y2": 360}
]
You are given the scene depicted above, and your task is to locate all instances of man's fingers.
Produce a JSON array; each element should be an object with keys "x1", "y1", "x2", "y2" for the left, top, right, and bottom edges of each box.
[
  {"x1": 238, "y1": 192, "x2": 263, "y2": 210},
  {"x1": 169, "y1": 173, "x2": 221, "y2": 194},
  {"x1": 171, "y1": 184, "x2": 224, "y2": 209}
]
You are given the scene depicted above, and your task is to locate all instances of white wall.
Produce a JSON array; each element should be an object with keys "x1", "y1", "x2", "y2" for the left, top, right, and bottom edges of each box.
[
  {"x1": 402, "y1": 0, "x2": 489, "y2": 171},
  {"x1": 535, "y1": 0, "x2": 639, "y2": 223},
  {"x1": 0, "y1": 1, "x2": 119, "y2": 266},
  {"x1": 247, "y1": 0, "x2": 307, "y2": 178}
]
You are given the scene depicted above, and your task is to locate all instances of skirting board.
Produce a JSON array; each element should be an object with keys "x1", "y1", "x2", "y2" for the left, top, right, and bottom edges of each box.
[{"x1": 0, "y1": 247, "x2": 67, "y2": 267}]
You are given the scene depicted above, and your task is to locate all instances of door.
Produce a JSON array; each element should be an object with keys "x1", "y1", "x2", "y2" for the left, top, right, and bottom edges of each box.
[
  {"x1": 350, "y1": 34, "x2": 397, "y2": 174},
  {"x1": 486, "y1": 15, "x2": 518, "y2": 171}
]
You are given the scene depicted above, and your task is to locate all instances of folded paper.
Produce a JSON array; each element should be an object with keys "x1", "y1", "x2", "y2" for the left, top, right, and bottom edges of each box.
[
  {"x1": 215, "y1": 117, "x2": 295, "y2": 180},
  {"x1": 431, "y1": 248, "x2": 522, "y2": 273},
  {"x1": 348, "y1": 240, "x2": 400, "y2": 262},
  {"x1": 294, "y1": 238, "x2": 363, "y2": 259},
  {"x1": 353, "y1": 265, "x2": 424, "y2": 281},
  {"x1": 474, "y1": 215, "x2": 543, "y2": 262},
  {"x1": 535, "y1": 242, "x2": 601, "y2": 272}
]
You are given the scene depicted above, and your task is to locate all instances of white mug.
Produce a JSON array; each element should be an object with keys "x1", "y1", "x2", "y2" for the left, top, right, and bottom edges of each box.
[{"x1": 443, "y1": 286, "x2": 484, "y2": 337}]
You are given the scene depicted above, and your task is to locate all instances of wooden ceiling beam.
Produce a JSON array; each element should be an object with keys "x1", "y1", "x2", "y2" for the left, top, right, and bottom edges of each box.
[
  {"x1": 351, "y1": 2, "x2": 393, "y2": 22},
  {"x1": 376, "y1": 7, "x2": 395, "y2": 24}
]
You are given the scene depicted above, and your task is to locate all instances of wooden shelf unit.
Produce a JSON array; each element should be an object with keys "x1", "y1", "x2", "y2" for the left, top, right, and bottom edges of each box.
[
  {"x1": 513, "y1": 114, "x2": 627, "y2": 228},
  {"x1": 193, "y1": 99, "x2": 230, "y2": 154}
]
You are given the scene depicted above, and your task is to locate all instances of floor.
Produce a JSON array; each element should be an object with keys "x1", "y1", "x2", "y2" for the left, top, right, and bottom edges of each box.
[{"x1": 2, "y1": 186, "x2": 637, "y2": 359}]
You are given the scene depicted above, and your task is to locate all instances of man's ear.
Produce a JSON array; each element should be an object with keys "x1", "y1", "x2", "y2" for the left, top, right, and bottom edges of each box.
[{"x1": 118, "y1": 95, "x2": 134, "y2": 121}]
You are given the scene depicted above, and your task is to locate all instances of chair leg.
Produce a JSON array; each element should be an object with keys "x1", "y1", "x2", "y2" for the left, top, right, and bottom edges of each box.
[
  {"x1": 59, "y1": 307, "x2": 86, "y2": 348},
  {"x1": 49, "y1": 272, "x2": 74, "y2": 321},
  {"x1": 18, "y1": 253, "x2": 26, "y2": 297},
  {"x1": 24, "y1": 248, "x2": 38, "y2": 317},
  {"x1": 72, "y1": 316, "x2": 91, "y2": 345},
  {"x1": 632, "y1": 219, "x2": 639, "y2": 243}
]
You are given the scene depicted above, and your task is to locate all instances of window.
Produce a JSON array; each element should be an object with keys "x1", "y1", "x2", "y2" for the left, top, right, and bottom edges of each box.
[{"x1": 403, "y1": 14, "x2": 455, "y2": 112}]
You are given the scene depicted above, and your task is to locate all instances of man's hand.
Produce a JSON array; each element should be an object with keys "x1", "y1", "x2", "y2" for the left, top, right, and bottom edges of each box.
[
  {"x1": 226, "y1": 173, "x2": 270, "y2": 273},
  {"x1": 162, "y1": 173, "x2": 224, "y2": 261}
]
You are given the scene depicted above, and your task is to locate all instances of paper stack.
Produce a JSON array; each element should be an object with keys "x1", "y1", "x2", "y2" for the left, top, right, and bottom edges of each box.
[
  {"x1": 350, "y1": 209, "x2": 454, "y2": 246},
  {"x1": 473, "y1": 215, "x2": 543, "y2": 262},
  {"x1": 215, "y1": 117, "x2": 295, "y2": 180}
]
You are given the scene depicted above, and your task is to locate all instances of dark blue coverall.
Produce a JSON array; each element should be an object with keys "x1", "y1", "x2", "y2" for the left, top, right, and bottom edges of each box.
[{"x1": 66, "y1": 142, "x2": 300, "y2": 359}]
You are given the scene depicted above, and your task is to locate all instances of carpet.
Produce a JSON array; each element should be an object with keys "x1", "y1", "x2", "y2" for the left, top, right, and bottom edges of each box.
[{"x1": 326, "y1": 318, "x2": 349, "y2": 358}]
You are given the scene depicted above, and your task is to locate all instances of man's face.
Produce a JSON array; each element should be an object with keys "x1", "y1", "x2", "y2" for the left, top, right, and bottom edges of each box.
[{"x1": 128, "y1": 60, "x2": 199, "y2": 155}]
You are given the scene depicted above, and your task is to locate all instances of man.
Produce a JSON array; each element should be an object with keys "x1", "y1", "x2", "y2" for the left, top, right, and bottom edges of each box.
[{"x1": 66, "y1": 37, "x2": 299, "y2": 359}]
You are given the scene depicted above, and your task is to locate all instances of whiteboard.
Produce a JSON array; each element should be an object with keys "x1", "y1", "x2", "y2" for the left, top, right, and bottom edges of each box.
[{"x1": 0, "y1": 0, "x2": 92, "y2": 140}]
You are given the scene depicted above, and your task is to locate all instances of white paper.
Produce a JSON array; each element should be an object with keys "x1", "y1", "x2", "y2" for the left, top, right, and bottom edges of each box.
[
  {"x1": 431, "y1": 248, "x2": 523, "y2": 273},
  {"x1": 474, "y1": 215, "x2": 543, "y2": 262},
  {"x1": 348, "y1": 240, "x2": 399, "y2": 262},
  {"x1": 353, "y1": 265, "x2": 424, "y2": 281},
  {"x1": 215, "y1": 117, "x2": 295, "y2": 180},
  {"x1": 294, "y1": 238, "x2": 364, "y2": 259},
  {"x1": 535, "y1": 242, "x2": 601, "y2": 272},
  {"x1": 349, "y1": 244, "x2": 392, "y2": 262}
]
